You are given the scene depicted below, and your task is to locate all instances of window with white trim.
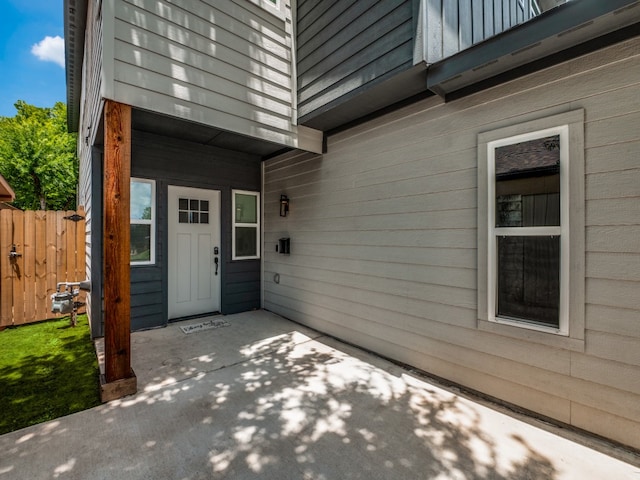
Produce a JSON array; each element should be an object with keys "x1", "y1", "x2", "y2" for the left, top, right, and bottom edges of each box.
[
  {"x1": 477, "y1": 110, "x2": 585, "y2": 346},
  {"x1": 489, "y1": 127, "x2": 567, "y2": 332},
  {"x1": 252, "y1": 0, "x2": 283, "y2": 18},
  {"x1": 232, "y1": 190, "x2": 260, "y2": 260},
  {"x1": 130, "y1": 178, "x2": 155, "y2": 265}
]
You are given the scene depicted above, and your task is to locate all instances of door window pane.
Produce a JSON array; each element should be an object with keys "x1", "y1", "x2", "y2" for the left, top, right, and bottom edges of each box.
[
  {"x1": 179, "y1": 197, "x2": 210, "y2": 224},
  {"x1": 497, "y1": 236, "x2": 560, "y2": 327}
]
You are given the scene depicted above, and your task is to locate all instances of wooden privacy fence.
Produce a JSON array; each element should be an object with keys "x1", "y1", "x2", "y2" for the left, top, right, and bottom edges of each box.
[{"x1": 0, "y1": 208, "x2": 86, "y2": 328}]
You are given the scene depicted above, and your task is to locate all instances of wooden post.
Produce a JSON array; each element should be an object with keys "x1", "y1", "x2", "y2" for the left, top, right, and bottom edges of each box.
[
  {"x1": 102, "y1": 100, "x2": 136, "y2": 398},
  {"x1": 0, "y1": 211, "x2": 13, "y2": 327}
]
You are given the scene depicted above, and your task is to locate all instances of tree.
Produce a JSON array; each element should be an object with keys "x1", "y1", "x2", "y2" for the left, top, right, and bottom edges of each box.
[{"x1": 0, "y1": 101, "x2": 78, "y2": 210}]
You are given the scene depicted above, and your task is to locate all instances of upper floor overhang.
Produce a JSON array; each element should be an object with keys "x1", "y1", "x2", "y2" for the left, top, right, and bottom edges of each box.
[
  {"x1": 297, "y1": 0, "x2": 640, "y2": 133},
  {"x1": 64, "y1": 0, "x2": 323, "y2": 155},
  {"x1": 427, "y1": 0, "x2": 640, "y2": 97}
]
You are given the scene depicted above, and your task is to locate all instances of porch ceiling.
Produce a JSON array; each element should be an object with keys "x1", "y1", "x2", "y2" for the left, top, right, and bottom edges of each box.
[
  {"x1": 132, "y1": 109, "x2": 287, "y2": 158},
  {"x1": 94, "y1": 108, "x2": 288, "y2": 158}
]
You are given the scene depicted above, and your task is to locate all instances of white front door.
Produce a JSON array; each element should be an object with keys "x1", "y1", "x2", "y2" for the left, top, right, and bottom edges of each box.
[{"x1": 168, "y1": 186, "x2": 221, "y2": 319}]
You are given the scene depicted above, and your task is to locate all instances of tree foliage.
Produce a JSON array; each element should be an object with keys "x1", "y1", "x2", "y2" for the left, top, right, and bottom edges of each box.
[{"x1": 0, "y1": 101, "x2": 78, "y2": 210}]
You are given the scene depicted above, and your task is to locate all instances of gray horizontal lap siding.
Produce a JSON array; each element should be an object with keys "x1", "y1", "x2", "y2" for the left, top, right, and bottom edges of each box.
[
  {"x1": 264, "y1": 37, "x2": 640, "y2": 450},
  {"x1": 130, "y1": 130, "x2": 261, "y2": 330},
  {"x1": 110, "y1": 0, "x2": 297, "y2": 148},
  {"x1": 296, "y1": 0, "x2": 415, "y2": 122}
]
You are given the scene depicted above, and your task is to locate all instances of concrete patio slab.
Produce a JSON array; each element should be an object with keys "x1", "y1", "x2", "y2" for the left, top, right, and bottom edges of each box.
[{"x1": 1, "y1": 310, "x2": 639, "y2": 479}]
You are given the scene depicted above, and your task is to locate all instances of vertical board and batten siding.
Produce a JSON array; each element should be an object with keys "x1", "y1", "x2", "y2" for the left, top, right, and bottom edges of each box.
[
  {"x1": 77, "y1": 0, "x2": 105, "y2": 338},
  {"x1": 296, "y1": 0, "x2": 415, "y2": 121},
  {"x1": 264, "y1": 37, "x2": 640, "y2": 449},
  {"x1": 129, "y1": 131, "x2": 262, "y2": 331},
  {"x1": 416, "y1": 0, "x2": 541, "y2": 64},
  {"x1": 105, "y1": 0, "x2": 311, "y2": 150}
]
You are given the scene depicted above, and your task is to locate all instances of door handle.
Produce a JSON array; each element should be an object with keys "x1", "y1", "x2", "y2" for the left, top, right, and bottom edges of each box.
[{"x1": 214, "y1": 256, "x2": 219, "y2": 276}]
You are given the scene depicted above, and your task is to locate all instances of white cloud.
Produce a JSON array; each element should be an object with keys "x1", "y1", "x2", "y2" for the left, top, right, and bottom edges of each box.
[{"x1": 31, "y1": 35, "x2": 65, "y2": 68}]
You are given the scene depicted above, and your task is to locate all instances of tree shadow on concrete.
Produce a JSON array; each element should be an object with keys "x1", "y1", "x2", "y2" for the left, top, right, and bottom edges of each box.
[
  {"x1": 0, "y1": 323, "x2": 560, "y2": 479},
  {"x1": 187, "y1": 333, "x2": 557, "y2": 479}
]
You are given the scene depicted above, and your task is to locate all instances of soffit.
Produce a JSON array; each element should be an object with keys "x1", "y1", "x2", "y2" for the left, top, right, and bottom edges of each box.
[
  {"x1": 131, "y1": 109, "x2": 287, "y2": 158},
  {"x1": 427, "y1": 0, "x2": 640, "y2": 96},
  {"x1": 64, "y1": 0, "x2": 88, "y2": 133}
]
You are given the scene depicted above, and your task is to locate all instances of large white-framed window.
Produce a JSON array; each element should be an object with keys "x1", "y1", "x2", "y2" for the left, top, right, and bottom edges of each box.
[
  {"x1": 488, "y1": 126, "x2": 568, "y2": 333},
  {"x1": 130, "y1": 178, "x2": 155, "y2": 265},
  {"x1": 477, "y1": 110, "x2": 585, "y2": 350},
  {"x1": 232, "y1": 190, "x2": 260, "y2": 260}
]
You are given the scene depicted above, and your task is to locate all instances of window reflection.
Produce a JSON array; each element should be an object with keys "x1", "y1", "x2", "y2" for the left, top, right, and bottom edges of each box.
[
  {"x1": 131, "y1": 181, "x2": 152, "y2": 220},
  {"x1": 495, "y1": 135, "x2": 560, "y2": 227}
]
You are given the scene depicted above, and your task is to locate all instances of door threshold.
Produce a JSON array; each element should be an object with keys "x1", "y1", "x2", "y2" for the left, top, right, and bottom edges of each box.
[{"x1": 168, "y1": 312, "x2": 222, "y2": 324}]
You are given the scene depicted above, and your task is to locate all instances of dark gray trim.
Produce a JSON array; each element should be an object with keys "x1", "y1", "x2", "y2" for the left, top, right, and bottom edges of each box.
[
  {"x1": 445, "y1": 23, "x2": 640, "y2": 102},
  {"x1": 299, "y1": 62, "x2": 427, "y2": 131}
]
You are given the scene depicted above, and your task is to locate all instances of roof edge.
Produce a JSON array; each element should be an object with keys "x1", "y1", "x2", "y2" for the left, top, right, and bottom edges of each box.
[
  {"x1": 0, "y1": 173, "x2": 16, "y2": 202},
  {"x1": 64, "y1": 0, "x2": 88, "y2": 133}
]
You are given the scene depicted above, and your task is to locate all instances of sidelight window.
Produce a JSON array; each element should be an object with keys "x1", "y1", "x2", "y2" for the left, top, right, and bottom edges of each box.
[
  {"x1": 130, "y1": 178, "x2": 155, "y2": 265},
  {"x1": 232, "y1": 190, "x2": 260, "y2": 260}
]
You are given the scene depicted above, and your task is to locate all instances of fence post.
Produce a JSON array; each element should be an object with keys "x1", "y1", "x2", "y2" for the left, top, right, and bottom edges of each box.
[
  {"x1": 0, "y1": 210, "x2": 13, "y2": 327},
  {"x1": 35, "y1": 211, "x2": 47, "y2": 319}
]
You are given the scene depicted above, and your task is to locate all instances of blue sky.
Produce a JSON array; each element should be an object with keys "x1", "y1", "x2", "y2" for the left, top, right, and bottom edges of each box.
[{"x1": 0, "y1": 0, "x2": 66, "y2": 118}]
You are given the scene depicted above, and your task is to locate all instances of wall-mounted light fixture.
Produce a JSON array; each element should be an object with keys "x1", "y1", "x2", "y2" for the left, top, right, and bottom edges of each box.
[{"x1": 280, "y1": 194, "x2": 289, "y2": 217}]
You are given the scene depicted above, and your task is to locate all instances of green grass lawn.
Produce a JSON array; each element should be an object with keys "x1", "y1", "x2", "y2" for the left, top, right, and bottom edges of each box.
[{"x1": 0, "y1": 315, "x2": 101, "y2": 435}]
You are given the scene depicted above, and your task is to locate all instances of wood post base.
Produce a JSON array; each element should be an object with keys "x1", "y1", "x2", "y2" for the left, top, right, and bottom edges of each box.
[{"x1": 100, "y1": 370, "x2": 137, "y2": 403}]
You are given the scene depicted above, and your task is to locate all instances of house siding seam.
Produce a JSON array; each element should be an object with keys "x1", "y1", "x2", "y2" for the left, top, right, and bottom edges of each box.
[{"x1": 263, "y1": 36, "x2": 640, "y2": 450}]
